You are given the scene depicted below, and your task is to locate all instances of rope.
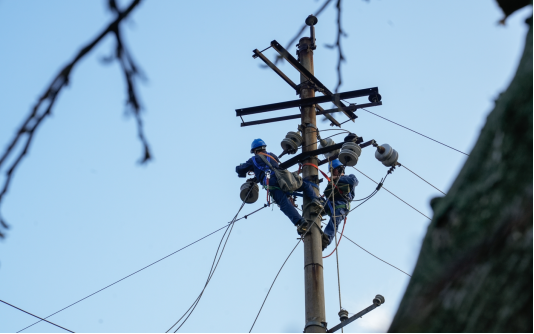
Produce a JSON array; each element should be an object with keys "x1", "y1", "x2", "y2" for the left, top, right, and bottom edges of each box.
[
  {"x1": 351, "y1": 167, "x2": 431, "y2": 220},
  {"x1": 398, "y1": 163, "x2": 446, "y2": 195},
  {"x1": 0, "y1": 299, "x2": 74, "y2": 333},
  {"x1": 361, "y1": 108, "x2": 469, "y2": 156},
  {"x1": 166, "y1": 186, "x2": 255, "y2": 333},
  {"x1": 341, "y1": 233, "x2": 412, "y2": 277},
  {"x1": 17, "y1": 201, "x2": 267, "y2": 333}
]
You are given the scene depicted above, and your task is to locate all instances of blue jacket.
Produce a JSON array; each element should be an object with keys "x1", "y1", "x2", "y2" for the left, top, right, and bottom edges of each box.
[{"x1": 236, "y1": 152, "x2": 281, "y2": 186}]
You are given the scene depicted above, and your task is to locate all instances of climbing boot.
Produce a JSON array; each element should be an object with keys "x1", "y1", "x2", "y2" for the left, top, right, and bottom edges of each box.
[
  {"x1": 321, "y1": 233, "x2": 331, "y2": 251},
  {"x1": 296, "y1": 218, "x2": 309, "y2": 235}
]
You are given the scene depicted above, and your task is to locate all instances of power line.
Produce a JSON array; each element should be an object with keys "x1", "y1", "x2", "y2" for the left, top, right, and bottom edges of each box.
[
  {"x1": 361, "y1": 108, "x2": 469, "y2": 156},
  {"x1": 337, "y1": 235, "x2": 412, "y2": 277},
  {"x1": 249, "y1": 240, "x2": 301, "y2": 333},
  {"x1": 166, "y1": 186, "x2": 256, "y2": 333},
  {"x1": 352, "y1": 167, "x2": 431, "y2": 220},
  {"x1": 398, "y1": 163, "x2": 446, "y2": 195},
  {"x1": 17, "y1": 203, "x2": 268, "y2": 333},
  {"x1": 0, "y1": 299, "x2": 74, "y2": 333}
]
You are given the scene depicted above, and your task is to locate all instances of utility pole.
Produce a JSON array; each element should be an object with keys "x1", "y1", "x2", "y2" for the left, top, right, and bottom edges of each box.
[
  {"x1": 236, "y1": 14, "x2": 385, "y2": 333},
  {"x1": 299, "y1": 17, "x2": 327, "y2": 333}
]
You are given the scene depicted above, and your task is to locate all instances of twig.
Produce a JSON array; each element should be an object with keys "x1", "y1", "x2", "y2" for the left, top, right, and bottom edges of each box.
[{"x1": 0, "y1": 0, "x2": 147, "y2": 238}]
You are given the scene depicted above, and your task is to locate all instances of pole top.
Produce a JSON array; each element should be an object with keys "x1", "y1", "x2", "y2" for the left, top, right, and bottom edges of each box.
[{"x1": 305, "y1": 15, "x2": 318, "y2": 26}]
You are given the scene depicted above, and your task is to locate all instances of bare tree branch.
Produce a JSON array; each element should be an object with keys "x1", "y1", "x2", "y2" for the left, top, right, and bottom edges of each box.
[
  {"x1": 0, "y1": 0, "x2": 147, "y2": 238},
  {"x1": 266, "y1": 0, "x2": 333, "y2": 66}
]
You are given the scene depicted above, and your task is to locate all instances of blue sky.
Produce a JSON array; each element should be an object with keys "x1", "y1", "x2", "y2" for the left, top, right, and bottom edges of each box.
[{"x1": 0, "y1": 0, "x2": 531, "y2": 332}]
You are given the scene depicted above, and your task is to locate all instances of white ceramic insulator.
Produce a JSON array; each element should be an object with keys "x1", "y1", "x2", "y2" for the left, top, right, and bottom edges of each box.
[
  {"x1": 338, "y1": 142, "x2": 361, "y2": 166},
  {"x1": 375, "y1": 144, "x2": 399, "y2": 167},
  {"x1": 319, "y1": 138, "x2": 340, "y2": 159}
]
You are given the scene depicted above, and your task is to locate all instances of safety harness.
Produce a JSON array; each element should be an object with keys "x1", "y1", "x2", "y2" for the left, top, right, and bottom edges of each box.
[{"x1": 297, "y1": 162, "x2": 352, "y2": 215}]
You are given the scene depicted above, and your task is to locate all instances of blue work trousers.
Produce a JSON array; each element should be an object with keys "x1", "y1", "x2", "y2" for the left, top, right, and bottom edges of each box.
[
  {"x1": 269, "y1": 178, "x2": 320, "y2": 226},
  {"x1": 323, "y1": 207, "x2": 349, "y2": 246}
]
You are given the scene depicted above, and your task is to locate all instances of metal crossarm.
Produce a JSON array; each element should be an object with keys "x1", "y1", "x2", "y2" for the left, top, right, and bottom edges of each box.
[
  {"x1": 270, "y1": 40, "x2": 358, "y2": 121},
  {"x1": 235, "y1": 88, "x2": 379, "y2": 116},
  {"x1": 252, "y1": 48, "x2": 341, "y2": 126}
]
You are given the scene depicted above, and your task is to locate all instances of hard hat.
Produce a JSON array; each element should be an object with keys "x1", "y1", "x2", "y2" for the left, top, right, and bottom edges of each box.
[
  {"x1": 329, "y1": 159, "x2": 344, "y2": 171},
  {"x1": 250, "y1": 138, "x2": 267, "y2": 153}
]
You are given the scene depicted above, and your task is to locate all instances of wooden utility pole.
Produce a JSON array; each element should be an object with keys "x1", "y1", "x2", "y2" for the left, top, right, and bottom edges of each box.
[{"x1": 299, "y1": 22, "x2": 327, "y2": 333}]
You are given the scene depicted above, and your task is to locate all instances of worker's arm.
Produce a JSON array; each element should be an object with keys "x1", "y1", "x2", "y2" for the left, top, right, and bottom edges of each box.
[
  {"x1": 236, "y1": 159, "x2": 253, "y2": 178},
  {"x1": 339, "y1": 174, "x2": 359, "y2": 188}
]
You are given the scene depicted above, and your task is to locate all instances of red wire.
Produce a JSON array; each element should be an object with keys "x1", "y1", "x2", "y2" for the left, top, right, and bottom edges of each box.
[{"x1": 322, "y1": 217, "x2": 347, "y2": 259}]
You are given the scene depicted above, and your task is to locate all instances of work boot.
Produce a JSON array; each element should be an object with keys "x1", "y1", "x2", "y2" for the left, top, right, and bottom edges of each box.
[
  {"x1": 322, "y1": 233, "x2": 331, "y2": 251},
  {"x1": 296, "y1": 218, "x2": 309, "y2": 235}
]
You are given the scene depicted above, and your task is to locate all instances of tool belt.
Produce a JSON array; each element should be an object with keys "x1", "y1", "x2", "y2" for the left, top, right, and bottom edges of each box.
[
  {"x1": 324, "y1": 201, "x2": 350, "y2": 216},
  {"x1": 324, "y1": 182, "x2": 351, "y2": 200}
]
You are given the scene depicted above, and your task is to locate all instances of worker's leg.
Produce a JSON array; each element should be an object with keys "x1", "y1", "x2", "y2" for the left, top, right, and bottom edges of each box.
[
  {"x1": 323, "y1": 208, "x2": 348, "y2": 246},
  {"x1": 270, "y1": 188, "x2": 303, "y2": 225},
  {"x1": 296, "y1": 179, "x2": 321, "y2": 200}
]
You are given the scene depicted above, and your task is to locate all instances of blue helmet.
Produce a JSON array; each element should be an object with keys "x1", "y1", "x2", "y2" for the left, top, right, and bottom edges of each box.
[
  {"x1": 330, "y1": 159, "x2": 344, "y2": 171},
  {"x1": 250, "y1": 138, "x2": 267, "y2": 153}
]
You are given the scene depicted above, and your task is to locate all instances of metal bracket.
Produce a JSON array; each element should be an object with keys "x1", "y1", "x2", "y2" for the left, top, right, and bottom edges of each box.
[
  {"x1": 327, "y1": 295, "x2": 385, "y2": 333},
  {"x1": 304, "y1": 320, "x2": 327, "y2": 332}
]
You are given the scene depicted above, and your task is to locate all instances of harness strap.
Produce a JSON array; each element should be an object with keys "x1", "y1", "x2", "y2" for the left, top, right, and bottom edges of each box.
[
  {"x1": 299, "y1": 162, "x2": 345, "y2": 195},
  {"x1": 257, "y1": 152, "x2": 280, "y2": 163}
]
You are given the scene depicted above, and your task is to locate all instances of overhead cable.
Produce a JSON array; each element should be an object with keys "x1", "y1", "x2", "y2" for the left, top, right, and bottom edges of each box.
[
  {"x1": 0, "y1": 299, "x2": 74, "y2": 333},
  {"x1": 361, "y1": 108, "x2": 469, "y2": 156},
  {"x1": 340, "y1": 234, "x2": 412, "y2": 277},
  {"x1": 249, "y1": 240, "x2": 301, "y2": 333},
  {"x1": 17, "y1": 204, "x2": 268, "y2": 333},
  {"x1": 166, "y1": 186, "x2": 257, "y2": 333},
  {"x1": 398, "y1": 163, "x2": 446, "y2": 195},
  {"x1": 249, "y1": 213, "x2": 323, "y2": 333},
  {"x1": 351, "y1": 167, "x2": 431, "y2": 220}
]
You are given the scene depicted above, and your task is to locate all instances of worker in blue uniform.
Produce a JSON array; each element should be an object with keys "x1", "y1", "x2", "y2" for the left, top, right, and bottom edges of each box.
[
  {"x1": 236, "y1": 138, "x2": 323, "y2": 234},
  {"x1": 322, "y1": 159, "x2": 359, "y2": 250}
]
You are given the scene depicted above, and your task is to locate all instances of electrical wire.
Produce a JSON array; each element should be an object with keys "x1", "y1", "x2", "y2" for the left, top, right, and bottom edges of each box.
[
  {"x1": 249, "y1": 213, "x2": 323, "y2": 333},
  {"x1": 351, "y1": 167, "x2": 431, "y2": 220},
  {"x1": 166, "y1": 186, "x2": 256, "y2": 333},
  {"x1": 248, "y1": 240, "x2": 301, "y2": 333},
  {"x1": 340, "y1": 233, "x2": 412, "y2": 277},
  {"x1": 299, "y1": 131, "x2": 347, "y2": 151},
  {"x1": 361, "y1": 108, "x2": 469, "y2": 156},
  {"x1": 0, "y1": 299, "x2": 74, "y2": 333},
  {"x1": 398, "y1": 163, "x2": 446, "y2": 195},
  {"x1": 17, "y1": 203, "x2": 268, "y2": 333}
]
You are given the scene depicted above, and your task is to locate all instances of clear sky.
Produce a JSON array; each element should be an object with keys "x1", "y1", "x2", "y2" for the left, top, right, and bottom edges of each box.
[{"x1": 0, "y1": 0, "x2": 531, "y2": 333}]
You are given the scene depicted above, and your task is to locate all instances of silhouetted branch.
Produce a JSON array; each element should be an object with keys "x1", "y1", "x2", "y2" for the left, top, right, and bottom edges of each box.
[
  {"x1": 268, "y1": 0, "x2": 333, "y2": 66},
  {"x1": 0, "y1": 0, "x2": 147, "y2": 238}
]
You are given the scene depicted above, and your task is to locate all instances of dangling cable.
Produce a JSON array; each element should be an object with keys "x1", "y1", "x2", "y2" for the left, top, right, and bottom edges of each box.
[{"x1": 165, "y1": 186, "x2": 255, "y2": 333}]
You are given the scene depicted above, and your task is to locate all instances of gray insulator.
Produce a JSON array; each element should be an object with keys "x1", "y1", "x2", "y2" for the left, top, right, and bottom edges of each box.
[
  {"x1": 319, "y1": 137, "x2": 340, "y2": 159},
  {"x1": 280, "y1": 131, "x2": 303, "y2": 153},
  {"x1": 281, "y1": 138, "x2": 299, "y2": 151},
  {"x1": 375, "y1": 144, "x2": 399, "y2": 167},
  {"x1": 240, "y1": 181, "x2": 259, "y2": 203},
  {"x1": 338, "y1": 309, "x2": 349, "y2": 322},
  {"x1": 338, "y1": 142, "x2": 362, "y2": 166},
  {"x1": 286, "y1": 131, "x2": 303, "y2": 146},
  {"x1": 373, "y1": 294, "x2": 385, "y2": 305}
]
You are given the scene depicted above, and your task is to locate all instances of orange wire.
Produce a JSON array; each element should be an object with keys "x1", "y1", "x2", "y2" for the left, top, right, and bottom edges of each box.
[{"x1": 322, "y1": 217, "x2": 347, "y2": 259}]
